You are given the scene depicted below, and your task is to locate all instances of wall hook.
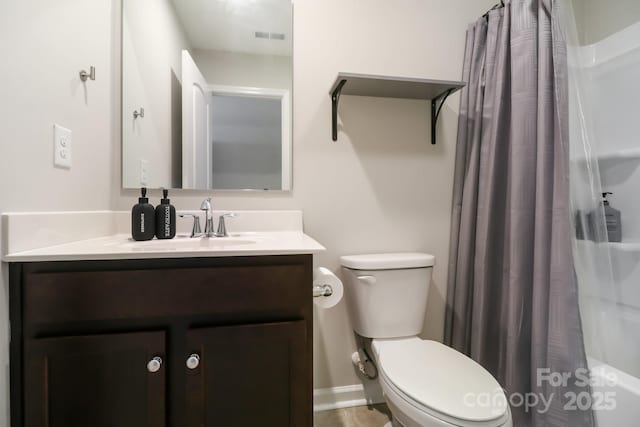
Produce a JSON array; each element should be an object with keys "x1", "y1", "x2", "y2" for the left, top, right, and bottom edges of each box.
[
  {"x1": 79, "y1": 66, "x2": 96, "y2": 82},
  {"x1": 133, "y1": 108, "x2": 145, "y2": 119}
]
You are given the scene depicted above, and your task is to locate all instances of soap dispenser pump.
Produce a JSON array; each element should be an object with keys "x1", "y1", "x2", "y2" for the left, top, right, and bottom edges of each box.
[
  {"x1": 131, "y1": 187, "x2": 156, "y2": 241},
  {"x1": 602, "y1": 192, "x2": 622, "y2": 243},
  {"x1": 155, "y1": 188, "x2": 176, "y2": 239}
]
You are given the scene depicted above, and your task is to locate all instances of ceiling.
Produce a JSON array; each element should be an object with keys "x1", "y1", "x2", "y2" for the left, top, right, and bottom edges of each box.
[{"x1": 171, "y1": 0, "x2": 293, "y2": 56}]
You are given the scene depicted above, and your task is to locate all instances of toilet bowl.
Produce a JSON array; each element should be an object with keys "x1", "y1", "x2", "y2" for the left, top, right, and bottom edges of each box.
[{"x1": 340, "y1": 253, "x2": 512, "y2": 427}]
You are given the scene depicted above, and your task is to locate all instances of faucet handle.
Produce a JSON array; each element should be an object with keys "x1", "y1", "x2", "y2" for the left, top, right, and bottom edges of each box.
[
  {"x1": 179, "y1": 214, "x2": 202, "y2": 238},
  {"x1": 216, "y1": 213, "x2": 238, "y2": 237}
]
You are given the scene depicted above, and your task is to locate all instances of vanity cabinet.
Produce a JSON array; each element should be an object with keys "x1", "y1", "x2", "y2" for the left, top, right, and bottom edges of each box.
[{"x1": 9, "y1": 255, "x2": 313, "y2": 427}]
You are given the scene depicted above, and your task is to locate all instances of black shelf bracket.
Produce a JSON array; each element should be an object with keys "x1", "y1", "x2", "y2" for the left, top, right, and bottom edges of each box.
[
  {"x1": 331, "y1": 79, "x2": 347, "y2": 141},
  {"x1": 431, "y1": 89, "x2": 454, "y2": 145}
]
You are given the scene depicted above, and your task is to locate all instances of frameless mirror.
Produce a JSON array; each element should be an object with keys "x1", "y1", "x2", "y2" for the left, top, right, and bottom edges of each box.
[{"x1": 122, "y1": 0, "x2": 293, "y2": 191}]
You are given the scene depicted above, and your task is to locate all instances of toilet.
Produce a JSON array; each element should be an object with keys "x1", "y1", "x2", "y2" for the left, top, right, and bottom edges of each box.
[{"x1": 340, "y1": 253, "x2": 512, "y2": 427}]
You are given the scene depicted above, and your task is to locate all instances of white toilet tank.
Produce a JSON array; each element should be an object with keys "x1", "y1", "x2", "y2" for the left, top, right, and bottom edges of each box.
[{"x1": 340, "y1": 253, "x2": 435, "y2": 339}]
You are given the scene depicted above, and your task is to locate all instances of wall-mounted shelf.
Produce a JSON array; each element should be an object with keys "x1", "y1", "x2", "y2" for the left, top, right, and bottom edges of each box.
[{"x1": 329, "y1": 72, "x2": 465, "y2": 144}]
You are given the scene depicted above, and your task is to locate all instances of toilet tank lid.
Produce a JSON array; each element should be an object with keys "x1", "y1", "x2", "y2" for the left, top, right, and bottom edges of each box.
[{"x1": 340, "y1": 253, "x2": 435, "y2": 270}]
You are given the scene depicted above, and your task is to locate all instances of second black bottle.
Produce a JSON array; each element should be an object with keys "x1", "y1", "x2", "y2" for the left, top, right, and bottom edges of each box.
[{"x1": 155, "y1": 188, "x2": 176, "y2": 239}]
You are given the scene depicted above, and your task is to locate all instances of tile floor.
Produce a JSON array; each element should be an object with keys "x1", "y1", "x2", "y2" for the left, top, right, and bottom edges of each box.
[{"x1": 314, "y1": 404, "x2": 392, "y2": 427}]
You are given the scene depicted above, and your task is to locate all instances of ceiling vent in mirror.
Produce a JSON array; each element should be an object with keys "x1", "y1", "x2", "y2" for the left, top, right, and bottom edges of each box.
[{"x1": 255, "y1": 31, "x2": 286, "y2": 40}]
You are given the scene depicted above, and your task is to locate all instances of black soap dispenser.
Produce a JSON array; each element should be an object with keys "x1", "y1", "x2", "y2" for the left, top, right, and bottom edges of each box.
[
  {"x1": 155, "y1": 189, "x2": 176, "y2": 239},
  {"x1": 602, "y1": 192, "x2": 622, "y2": 242},
  {"x1": 131, "y1": 187, "x2": 156, "y2": 241}
]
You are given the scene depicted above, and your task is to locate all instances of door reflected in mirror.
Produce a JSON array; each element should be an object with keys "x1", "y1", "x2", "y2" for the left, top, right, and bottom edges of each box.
[{"x1": 122, "y1": 0, "x2": 293, "y2": 191}]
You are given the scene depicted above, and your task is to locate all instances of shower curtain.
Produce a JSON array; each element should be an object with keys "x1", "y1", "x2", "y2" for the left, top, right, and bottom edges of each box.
[{"x1": 444, "y1": 1, "x2": 594, "y2": 426}]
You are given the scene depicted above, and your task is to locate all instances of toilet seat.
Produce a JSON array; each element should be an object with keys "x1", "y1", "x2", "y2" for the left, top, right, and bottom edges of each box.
[{"x1": 373, "y1": 338, "x2": 510, "y2": 427}]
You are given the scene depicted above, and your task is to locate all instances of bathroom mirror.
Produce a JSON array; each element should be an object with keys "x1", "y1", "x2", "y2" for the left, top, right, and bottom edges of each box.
[{"x1": 122, "y1": 0, "x2": 293, "y2": 191}]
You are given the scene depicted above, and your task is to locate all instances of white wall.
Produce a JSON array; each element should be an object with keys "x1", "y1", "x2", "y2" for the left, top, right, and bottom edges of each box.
[
  {"x1": 0, "y1": 0, "x2": 119, "y2": 423},
  {"x1": 122, "y1": 0, "x2": 190, "y2": 188},
  {"x1": 116, "y1": 0, "x2": 495, "y2": 391}
]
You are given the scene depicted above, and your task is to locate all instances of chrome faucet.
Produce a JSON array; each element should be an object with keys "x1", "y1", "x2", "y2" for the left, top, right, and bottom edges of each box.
[
  {"x1": 199, "y1": 198, "x2": 237, "y2": 238},
  {"x1": 200, "y1": 198, "x2": 215, "y2": 238}
]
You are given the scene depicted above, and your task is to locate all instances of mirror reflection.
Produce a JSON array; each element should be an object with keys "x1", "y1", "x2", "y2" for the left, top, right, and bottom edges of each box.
[{"x1": 122, "y1": 0, "x2": 293, "y2": 190}]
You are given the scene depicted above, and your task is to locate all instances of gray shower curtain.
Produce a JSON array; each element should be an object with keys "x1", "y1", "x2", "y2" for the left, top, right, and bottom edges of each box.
[{"x1": 444, "y1": 1, "x2": 593, "y2": 426}]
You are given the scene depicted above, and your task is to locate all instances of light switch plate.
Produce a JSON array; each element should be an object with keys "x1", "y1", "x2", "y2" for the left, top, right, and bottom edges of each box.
[{"x1": 53, "y1": 124, "x2": 72, "y2": 169}]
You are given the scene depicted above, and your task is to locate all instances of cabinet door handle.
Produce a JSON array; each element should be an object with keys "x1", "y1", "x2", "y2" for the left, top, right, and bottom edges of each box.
[
  {"x1": 147, "y1": 356, "x2": 163, "y2": 373},
  {"x1": 186, "y1": 353, "x2": 200, "y2": 370}
]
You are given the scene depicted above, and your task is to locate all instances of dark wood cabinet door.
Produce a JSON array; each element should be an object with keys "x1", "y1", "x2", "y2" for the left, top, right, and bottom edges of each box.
[
  {"x1": 24, "y1": 331, "x2": 166, "y2": 427},
  {"x1": 185, "y1": 321, "x2": 309, "y2": 427}
]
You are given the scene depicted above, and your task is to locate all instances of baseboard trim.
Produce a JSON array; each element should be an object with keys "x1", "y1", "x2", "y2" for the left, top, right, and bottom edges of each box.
[{"x1": 314, "y1": 384, "x2": 384, "y2": 412}]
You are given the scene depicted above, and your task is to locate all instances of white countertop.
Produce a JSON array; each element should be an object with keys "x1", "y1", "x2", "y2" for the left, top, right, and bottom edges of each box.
[
  {"x1": 1, "y1": 210, "x2": 325, "y2": 262},
  {"x1": 3, "y1": 232, "x2": 325, "y2": 262}
]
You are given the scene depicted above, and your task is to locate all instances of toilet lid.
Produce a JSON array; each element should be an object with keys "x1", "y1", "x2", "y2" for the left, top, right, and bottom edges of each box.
[
  {"x1": 374, "y1": 338, "x2": 508, "y2": 423},
  {"x1": 340, "y1": 253, "x2": 435, "y2": 270}
]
